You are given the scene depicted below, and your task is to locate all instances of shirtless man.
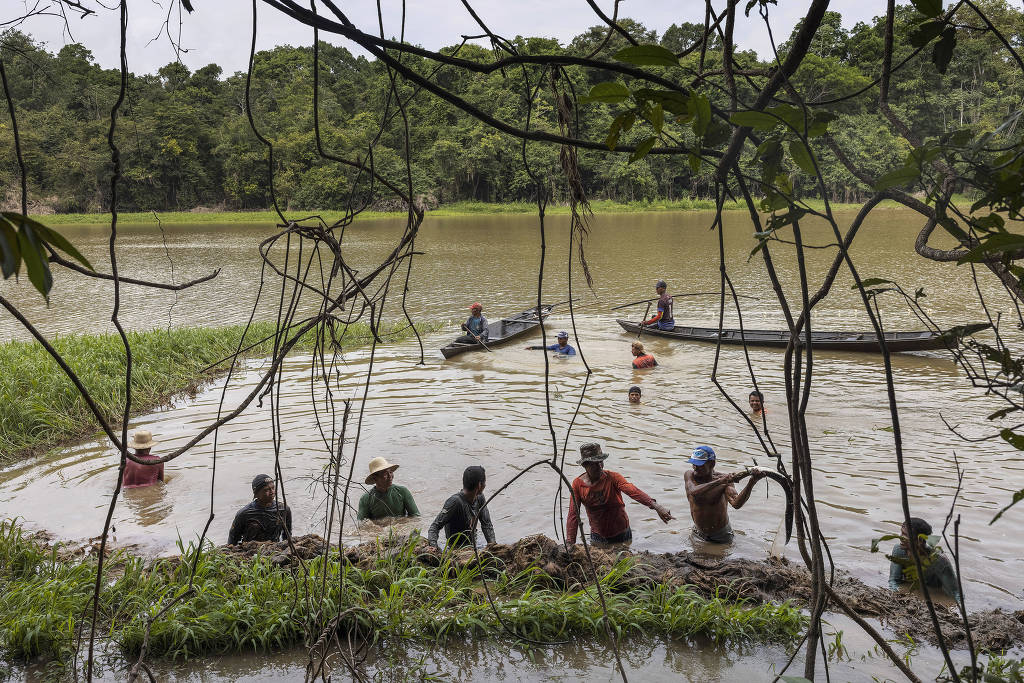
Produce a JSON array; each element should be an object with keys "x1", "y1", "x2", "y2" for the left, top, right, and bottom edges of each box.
[{"x1": 683, "y1": 445, "x2": 764, "y2": 543}]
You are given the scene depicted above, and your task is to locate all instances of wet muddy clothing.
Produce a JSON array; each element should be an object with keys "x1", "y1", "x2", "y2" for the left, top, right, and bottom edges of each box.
[
  {"x1": 427, "y1": 492, "x2": 495, "y2": 549},
  {"x1": 543, "y1": 342, "x2": 577, "y2": 356},
  {"x1": 632, "y1": 354, "x2": 658, "y2": 369},
  {"x1": 456, "y1": 315, "x2": 489, "y2": 344},
  {"x1": 888, "y1": 544, "x2": 961, "y2": 601},
  {"x1": 565, "y1": 471, "x2": 656, "y2": 544},
  {"x1": 357, "y1": 485, "x2": 419, "y2": 521},
  {"x1": 694, "y1": 522, "x2": 733, "y2": 544},
  {"x1": 228, "y1": 501, "x2": 292, "y2": 545},
  {"x1": 591, "y1": 528, "x2": 633, "y2": 545},
  {"x1": 121, "y1": 454, "x2": 164, "y2": 489}
]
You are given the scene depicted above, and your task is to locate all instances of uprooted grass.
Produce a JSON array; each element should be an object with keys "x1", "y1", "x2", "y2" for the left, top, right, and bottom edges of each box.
[
  {"x1": 0, "y1": 320, "x2": 443, "y2": 464},
  {"x1": 0, "y1": 521, "x2": 805, "y2": 672}
]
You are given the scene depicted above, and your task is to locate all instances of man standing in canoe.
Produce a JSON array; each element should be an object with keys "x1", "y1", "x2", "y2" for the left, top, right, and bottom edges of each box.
[
  {"x1": 684, "y1": 445, "x2": 764, "y2": 543},
  {"x1": 565, "y1": 443, "x2": 673, "y2": 547},
  {"x1": 358, "y1": 456, "x2": 419, "y2": 521},
  {"x1": 525, "y1": 330, "x2": 577, "y2": 355},
  {"x1": 642, "y1": 279, "x2": 675, "y2": 331},
  {"x1": 456, "y1": 302, "x2": 489, "y2": 344}
]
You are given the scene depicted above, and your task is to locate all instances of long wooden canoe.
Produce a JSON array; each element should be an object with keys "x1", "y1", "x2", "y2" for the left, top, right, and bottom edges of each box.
[
  {"x1": 616, "y1": 320, "x2": 990, "y2": 353},
  {"x1": 441, "y1": 305, "x2": 553, "y2": 359}
]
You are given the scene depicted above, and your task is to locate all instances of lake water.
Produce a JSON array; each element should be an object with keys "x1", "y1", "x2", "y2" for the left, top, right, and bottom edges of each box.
[{"x1": 0, "y1": 209, "x2": 1021, "y2": 680}]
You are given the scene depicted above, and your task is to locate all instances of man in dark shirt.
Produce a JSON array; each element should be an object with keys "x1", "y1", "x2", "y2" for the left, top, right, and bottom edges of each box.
[
  {"x1": 426, "y1": 466, "x2": 495, "y2": 550},
  {"x1": 642, "y1": 279, "x2": 675, "y2": 331},
  {"x1": 228, "y1": 474, "x2": 293, "y2": 545}
]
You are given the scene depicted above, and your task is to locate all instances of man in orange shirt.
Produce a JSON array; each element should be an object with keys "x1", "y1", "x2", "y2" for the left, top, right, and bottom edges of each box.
[
  {"x1": 565, "y1": 443, "x2": 673, "y2": 546},
  {"x1": 630, "y1": 341, "x2": 657, "y2": 369}
]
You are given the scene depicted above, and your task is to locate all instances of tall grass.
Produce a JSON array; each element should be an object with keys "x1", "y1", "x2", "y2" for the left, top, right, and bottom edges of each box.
[
  {"x1": 0, "y1": 522, "x2": 806, "y2": 671},
  {"x1": 0, "y1": 320, "x2": 442, "y2": 463}
]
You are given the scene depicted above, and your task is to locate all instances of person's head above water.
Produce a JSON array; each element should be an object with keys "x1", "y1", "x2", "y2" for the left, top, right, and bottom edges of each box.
[
  {"x1": 128, "y1": 429, "x2": 157, "y2": 455},
  {"x1": 900, "y1": 517, "x2": 933, "y2": 552},
  {"x1": 463, "y1": 465, "x2": 486, "y2": 496},
  {"x1": 557, "y1": 330, "x2": 569, "y2": 346},
  {"x1": 251, "y1": 474, "x2": 276, "y2": 507},
  {"x1": 365, "y1": 456, "x2": 400, "y2": 491},
  {"x1": 688, "y1": 445, "x2": 717, "y2": 480},
  {"x1": 748, "y1": 390, "x2": 764, "y2": 412},
  {"x1": 631, "y1": 341, "x2": 646, "y2": 356},
  {"x1": 628, "y1": 385, "x2": 641, "y2": 403}
]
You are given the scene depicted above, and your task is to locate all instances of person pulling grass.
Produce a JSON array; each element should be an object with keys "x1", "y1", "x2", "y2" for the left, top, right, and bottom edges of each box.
[
  {"x1": 525, "y1": 329, "x2": 576, "y2": 355},
  {"x1": 565, "y1": 443, "x2": 673, "y2": 547},
  {"x1": 228, "y1": 474, "x2": 292, "y2": 544},
  {"x1": 684, "y1": 445, "x2": 764, "y2": 544},
  {"x1": 358, "y1": 456, "x2": 419, "y2": 521},
  {"x1": 426, "y1": 466, "x2": 495, "y2": 550},
  {"x1": 886, "y1": 517, "x2": 961, "y2": 601}
]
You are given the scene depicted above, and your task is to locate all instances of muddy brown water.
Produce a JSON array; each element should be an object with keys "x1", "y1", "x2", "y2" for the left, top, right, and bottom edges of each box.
[{"x1": 1, "y1": 210, "x2": 1022, "y2": 679}]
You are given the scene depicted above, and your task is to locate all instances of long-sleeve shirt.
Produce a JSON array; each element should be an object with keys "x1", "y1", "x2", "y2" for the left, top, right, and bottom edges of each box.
[
  {"x1": 888, "y1": 544, "x2": 961, "y2": 601},
  {"x1": 565, "y1": 470, "x2": 656, "y2": 544},
  {"x1": 644, "y1": 293, "x2": 674, "y2": 325},
  {"x1": 357, "y1": 485, "x2": 419, "y2": 520},
  {"x1": 228, "y1": 501, "x2": 292, "y2": 545},
  {"x1": 427, "y1": 492, "x2": 495, "y2": 549},
  {"x1": 121, "y1": 454, "x2": 164, "y2": 489},
  {"x1": 462, "y1": 315, "x2": 489, "y2": 340}
]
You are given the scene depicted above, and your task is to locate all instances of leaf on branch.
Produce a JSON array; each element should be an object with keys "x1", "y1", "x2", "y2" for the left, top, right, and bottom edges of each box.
[
  {"x1": 16, "y1": 221, "x2": 53, "y2": 299},
  {"x1": 613, "y1": 45, "x2": 680, "y2": 68},
  {"x1": 988, "y1": 407, "x2": 1019, "y2": 420},
  {"x1": 629, "y1": 136, "x2": 658, "y2": 163},
  {"x1": 909, "y1": 19, "x2": 946, "y2": 48},
  {"x1": 4, "y1": 213, "x2": 93, "y2": 271},
  {"x1": 999, "y1": 427, "x2": 1024, "y2": 450},
  {"x1": 788, "y1": 140, "x2": 817, "y2": 175},
  {"x1": 688, "y1": 150, "x2": 701, "y2": 174},
  {"x1": 649, "y1": 104, "x2": 664, "y2": 134},
  {"x1": 583, "y1": 82, "x2": 631, "y2": 104},
  {"x1": 990, "y1": 486, "x2": 1024, "y2": 524},
  {"x1": 807, "y1": 111, "x2": 837, "y2": 138},
  {"x1": 729, "y1": 110, "x2": 779, "y2": 130},
  {"x1": 855, "y1": 278, "x2": 895, "y2": 288},
  {"x1": 874, "y1": 165, "x2": 921, "y2": 191},
  {"x1": 0, "y1": 216, "x2": 20, "y2": 279},
  {"x1": 932, "y1": 27, "x2": 958, "y2": 75},
  {"x1": 870, "y1": 534, "x2": 901, "y2": 553},
  {"x1": 911, "y1": 0, "x2": 943, "y2": 18},
  {"x1": 690, "y1": 92, "x2": 711, "y2": 137},
  {"x1": 957, "y1": 232, "x2": 1024, "y2": 264}
]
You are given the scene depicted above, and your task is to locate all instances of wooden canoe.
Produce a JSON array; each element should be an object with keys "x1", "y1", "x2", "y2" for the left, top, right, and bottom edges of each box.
[
  {"x1": 616, "y1": 320, "x2": 990, "y2": 353},
  {"x1": 441, "y1": 305, "x2": 553, "y2": 359}
]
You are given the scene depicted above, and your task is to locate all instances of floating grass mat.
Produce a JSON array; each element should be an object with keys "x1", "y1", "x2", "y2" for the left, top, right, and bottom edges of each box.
[
  {"x1": 0, "y1": 521, "x2": 805, "y2": 673},
  {"x1": 0, "y1": 320, "x2": 443, "y2": 463}
]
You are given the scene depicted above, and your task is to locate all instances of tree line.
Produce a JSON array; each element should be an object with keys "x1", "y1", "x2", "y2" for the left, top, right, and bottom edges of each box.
[{"x1": 0, "y1": 1, "x2": 1021, "y2": 213}]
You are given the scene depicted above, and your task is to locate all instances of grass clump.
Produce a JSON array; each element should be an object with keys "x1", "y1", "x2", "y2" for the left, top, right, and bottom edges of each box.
[
  {"x1": 0, "y1": 521, "x2": 806, "y2": 672},
  {"x1": 0, "y1": 319, "x2": 442, "y2": 463}
]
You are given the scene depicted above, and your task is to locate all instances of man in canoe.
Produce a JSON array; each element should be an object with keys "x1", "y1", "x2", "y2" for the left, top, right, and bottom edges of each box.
[
  {"x1": 525, "y1": 330, "x2": 577, "y2": 355},
  {"x1": 456, "y1": 302, "x2": 489, "y2": 344},
  {"x1": 358, "y1": 456, "x2": 419, "y2": 521},
  {"x1": 631, "y1": 341, "x2": 658, "y2": 369},
  {"x1": 565, "y1": 443, "x2": 673, "y2": 547},
  {"x1": 641, "y1": 280, "x2": 675, "y2": 331},
  {"x1": 426, "y1": 465, "x2": 495, "y2": 550},
  {"x1": 120, "y1": 429, "x2": 164, "y2": 489},
  {"x1": 628, "y1": 385, "x2": 641, "y2": 403},
  {"x1": 684, "y1": 446, "x2": 765, "y2": 543},
  {"x1": 228, "y1": 474, "x2": 293, "y2": 544}
]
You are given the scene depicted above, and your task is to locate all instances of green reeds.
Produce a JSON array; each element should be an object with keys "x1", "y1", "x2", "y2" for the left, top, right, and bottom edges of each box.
[
  {"x1": 0, "y1": 320, "x2": 442, "y2": 463},
  {"x1": 0, "y1": 521, "x2": 806, "y2": 671}
]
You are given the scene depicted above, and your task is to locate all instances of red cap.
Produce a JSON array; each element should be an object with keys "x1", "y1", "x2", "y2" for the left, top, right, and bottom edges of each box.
[{"x1": 469, "y1": 302, "x2": 482, "y2": 311}]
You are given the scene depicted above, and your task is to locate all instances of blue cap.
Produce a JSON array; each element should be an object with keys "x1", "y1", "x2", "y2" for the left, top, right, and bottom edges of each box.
[
  {"x1": 557, "y1": 330, "x2": 569, "y2": 339},
  {"x1": 688, "y1": 445, "x2": 716, "y2": 465}
]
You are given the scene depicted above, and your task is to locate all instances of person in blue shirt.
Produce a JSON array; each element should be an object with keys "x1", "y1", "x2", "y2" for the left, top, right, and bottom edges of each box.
[
  {"x1": 456, "y1": 302, "x2": 489, "y2": 344},
  {"x1": 526, "y1": 330, "x2": 577, "y2": 355}
]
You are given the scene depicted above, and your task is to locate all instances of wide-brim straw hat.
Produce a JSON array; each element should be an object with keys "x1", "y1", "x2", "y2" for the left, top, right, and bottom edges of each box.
[
  {"x1": 577, "y1": 442, "x2": 608, "y2": 465},
  {"x1": 128, "y1": 429, "x2": 157, "y2": 450},
  {"x1": 365, "y1": 456, "x2": 400, "y2": 484}
]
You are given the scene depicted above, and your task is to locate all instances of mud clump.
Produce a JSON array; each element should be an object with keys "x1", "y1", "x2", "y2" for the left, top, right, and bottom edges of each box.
[{"x1": 223, "y1": 533, "x2": 1024, "y2": 650}]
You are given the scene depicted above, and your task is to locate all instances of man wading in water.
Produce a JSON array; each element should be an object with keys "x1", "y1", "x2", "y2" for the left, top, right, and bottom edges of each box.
[
  {"x1": 358, "y1": 456, "x2": 419, "y2": 521},
  {"x1": 565, "y1": 443, "x2": 673, "y2": 547},
  {"x1": 228, "y1": 474, "x2": 293, "y2": 544},
  {"x1": 426, "y1": 466, "x2": 495, "y2": 550},
  {"x1": 120, "y1": 429, "x2": 164, "y2": 489},
  {"x1": 684, "y1": 445, "x2": 764, "y2": 543}
]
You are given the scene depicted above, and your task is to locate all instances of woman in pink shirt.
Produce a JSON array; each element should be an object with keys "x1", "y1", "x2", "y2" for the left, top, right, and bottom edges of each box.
[{"x1": 120, "y1": 429, "x2": 164, "y2": 489}]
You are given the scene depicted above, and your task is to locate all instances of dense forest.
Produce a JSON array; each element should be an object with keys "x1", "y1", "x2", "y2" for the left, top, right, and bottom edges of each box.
[{"x1": 1, "y1": 1, "x2": 1022, "y2": 213}]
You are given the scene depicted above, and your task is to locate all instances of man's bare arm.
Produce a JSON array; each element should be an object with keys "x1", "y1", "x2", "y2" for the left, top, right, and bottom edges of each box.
[
  {"x1": 726, "y1": 472, "x2": 764, "y2": 510},
  {"x1": 685, "y1": 471, "x2": 736, "y2": 503}
]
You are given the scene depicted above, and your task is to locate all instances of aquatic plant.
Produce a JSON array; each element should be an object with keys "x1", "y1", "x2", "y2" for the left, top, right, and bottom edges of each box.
[
  {"x1": 0, "y1": 522, "x2": 805, "y2": 672},
  {"x1": 0, "y1": 319, "x2": 442, "y2": 463}
]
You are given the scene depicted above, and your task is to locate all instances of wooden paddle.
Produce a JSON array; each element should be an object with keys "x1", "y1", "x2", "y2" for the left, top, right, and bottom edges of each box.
[
  {"x1": 464, "y1": 327, "x2": 493, "y2": 352},
  {"x1": 637, "y1": 302, "x2": 651, "y2": 340}
]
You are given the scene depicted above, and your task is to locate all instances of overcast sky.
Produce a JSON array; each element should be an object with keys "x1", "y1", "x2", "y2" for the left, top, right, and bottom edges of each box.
[{"x1": 12, "y1": 1, "x2": 884, "y2": 76}]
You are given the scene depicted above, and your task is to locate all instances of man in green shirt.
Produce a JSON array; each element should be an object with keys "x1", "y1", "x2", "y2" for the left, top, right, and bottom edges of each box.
[{"x1": 358, "y1": 456, "x2": 420, "y2": 521}]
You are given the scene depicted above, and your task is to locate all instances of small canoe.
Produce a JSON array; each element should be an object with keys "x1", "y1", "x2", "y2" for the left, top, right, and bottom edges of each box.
[
  {"x1": 616, "y1": 320, "x2": 990, "y2": 353},
  {"x1": 441, "y1": 305, "x2": 553, "y2": 359}
]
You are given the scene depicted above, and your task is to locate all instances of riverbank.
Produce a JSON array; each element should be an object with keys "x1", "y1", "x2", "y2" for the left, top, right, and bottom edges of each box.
[
  {"x1": 31, "y1": 196, "x2": 946, "y2": 227},
  {"x1": 0, "y1": 522, "x2": 805, "y2": 676},
  {"x1": 0, "y1": 320, "x2": 442, "y2": 465}
]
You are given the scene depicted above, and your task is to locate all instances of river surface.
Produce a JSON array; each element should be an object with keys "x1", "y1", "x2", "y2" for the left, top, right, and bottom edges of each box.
[{"x1": 1, "y1": 210, "x2": 1022, "y2": 680}]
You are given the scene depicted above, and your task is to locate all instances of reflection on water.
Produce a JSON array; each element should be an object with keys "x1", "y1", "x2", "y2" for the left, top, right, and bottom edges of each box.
[{"x1": 1, "y1": 211, "x2": 1023, "y2": 677}]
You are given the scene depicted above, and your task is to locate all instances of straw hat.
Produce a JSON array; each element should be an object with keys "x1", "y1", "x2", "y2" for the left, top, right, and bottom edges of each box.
[
  {"x1": 128, "y1": 429, "x2": 157, "y2": 450},
  {"x1": 365, "y1": 456, "x2": 399, "y2": 484}
]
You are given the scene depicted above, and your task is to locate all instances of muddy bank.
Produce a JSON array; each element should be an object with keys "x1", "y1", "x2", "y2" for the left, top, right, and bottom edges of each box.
[{"x1": 229, "y1": 532, "x2": 1024, "y2": 652}]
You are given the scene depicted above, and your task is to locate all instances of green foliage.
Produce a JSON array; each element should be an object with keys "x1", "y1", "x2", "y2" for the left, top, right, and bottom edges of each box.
[
  {"x1": 0, "y1": 320, "x2": 441, "y2": 463},
  {"x1": 0, "y1": 522, "x2": 807, "y2": 670},
  {"x1": 0, "y1": 213, "x2": 92, "y2": 299}
]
